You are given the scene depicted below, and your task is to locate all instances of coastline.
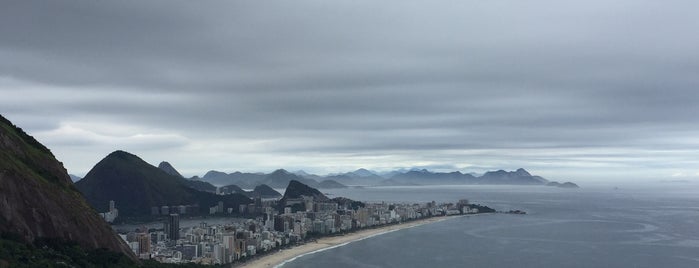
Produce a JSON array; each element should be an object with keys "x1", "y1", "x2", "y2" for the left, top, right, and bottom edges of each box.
[{"x1": 239, "y1": 215, "x2": 463, "y2": 268}]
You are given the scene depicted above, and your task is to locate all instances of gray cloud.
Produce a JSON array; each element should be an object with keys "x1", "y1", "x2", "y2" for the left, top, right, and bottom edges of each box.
[{"x1": 2, "y1": 0, "x2": 699, "y2": 182}]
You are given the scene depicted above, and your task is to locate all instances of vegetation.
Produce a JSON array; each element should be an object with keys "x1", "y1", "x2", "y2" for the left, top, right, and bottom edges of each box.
[
  {"x1": 0, "y1": 233, "x2": 132, "y2": 268},
  {"x1": 0, "y1": 233, "x2": 216, "y2": 268}
]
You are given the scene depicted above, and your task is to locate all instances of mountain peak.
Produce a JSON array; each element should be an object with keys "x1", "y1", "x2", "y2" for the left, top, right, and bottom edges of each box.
[
  {"x1": 282, "y1": 180, "x2": 328, "y2": 201},
  {"x1": 353, "y1": 168, "x2": 374, "y2": 176},
  {"x1": 272, "y1": 169, "x2": 290, "y2": 175},
  {"x1": 77, "y1": 151, "x2": 252, "y2": 217},
  {"x1": 106, "y1": 150, "x2": 137, "y2": 159},
  {"x1": 515, "y1": 168, "x2": 531, "y2": 176},
  {"x1": 158, "y1": 161, "x2": 183, "y2": 178}
]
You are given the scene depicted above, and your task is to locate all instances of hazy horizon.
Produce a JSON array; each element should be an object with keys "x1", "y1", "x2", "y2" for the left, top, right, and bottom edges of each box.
[{"x1": 3, "y1": 1, "x2": 699, "y2": 183}]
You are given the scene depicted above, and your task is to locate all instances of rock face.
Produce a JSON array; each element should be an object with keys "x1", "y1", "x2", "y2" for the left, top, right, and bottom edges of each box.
[{"x1": 0, "y1": 115, "x2": 136, "y2": 260}]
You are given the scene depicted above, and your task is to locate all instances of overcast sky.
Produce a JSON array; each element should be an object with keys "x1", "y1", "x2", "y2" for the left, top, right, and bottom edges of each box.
[{"x1": 2, "y1": 0, "x2": 699, "y2": 182}]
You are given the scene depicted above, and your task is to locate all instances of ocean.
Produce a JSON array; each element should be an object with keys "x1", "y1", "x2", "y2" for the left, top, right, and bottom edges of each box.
[{"x1": 281, "y1": 184, "x2": 699, "y2": 268}]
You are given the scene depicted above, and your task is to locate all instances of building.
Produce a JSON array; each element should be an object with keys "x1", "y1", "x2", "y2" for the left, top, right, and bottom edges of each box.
[
  {"x1": 167, "y1": 214, "x2": 180, "y2": 241},
  {"x1": 99, "y1": 200, "x2": 119, "y2": 223},
  {"x1": 137, "y1": 233, "x2": 151, "y2": 257}
]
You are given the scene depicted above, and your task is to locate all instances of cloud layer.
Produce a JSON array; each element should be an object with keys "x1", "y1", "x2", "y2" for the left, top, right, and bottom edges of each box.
[{"x1": 2, "y1": 0, "x2": 699, "y2": 182}]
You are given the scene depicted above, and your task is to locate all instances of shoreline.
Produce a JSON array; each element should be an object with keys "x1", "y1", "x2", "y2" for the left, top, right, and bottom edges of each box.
[{"x1": 239, "y1": 215, "x2": 464, "y2": 268}]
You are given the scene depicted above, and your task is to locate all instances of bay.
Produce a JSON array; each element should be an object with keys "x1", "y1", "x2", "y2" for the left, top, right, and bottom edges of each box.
[{"x1": 282, "y1": 184, "x2": 699, "y2": 268}]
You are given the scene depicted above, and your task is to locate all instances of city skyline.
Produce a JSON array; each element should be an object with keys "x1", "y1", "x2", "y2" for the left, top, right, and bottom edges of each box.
[{"x1": 2, "y1": 1, "x2": 699, "y2": 182}]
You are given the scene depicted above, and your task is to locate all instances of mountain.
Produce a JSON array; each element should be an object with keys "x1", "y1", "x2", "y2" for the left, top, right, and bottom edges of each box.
[
  {"x1": 0, "y1": 115, "x2": 136, "y2": 261},
  {"x1": 547, "y1": 181, "x2": 580, "y2": 188},
  {"x1": 478, "y1": 168, "x2": 548, "y2": 185},
  {"x1": 69, "y1": 174, "x2": 82, "y2": 182},
  {"x1": 351, "y1": 168, "x2": 376, "y2": 177},
  {"x1": 546, "y1": 181, "x2": 562, "y2": 187},
  {"x1": 202, "y1": 170, "x2": 234, "y2": 185},
  {"x1": 250, "y1": 184, "x2": 282, "y2": 198},
  {"x1": 219, "y1": 184, "x2": 246, "y2": 195},
  {"x1": 160, "y1": 162, "x2": 217, "y2": 192},
  {"x1": 292, "y1": 170, "x2": 312, "y2": 176},
  {"x1": 219, "y1": 184, "x2": 282, "y2": 198},
  {"x1": 281, "y1": 180, "x2": 329, "y2": 202},
  {"x1": 390, "y1": 169, "x2": 476, "y2": 185},
  {"x1": 376, "y1": 178, "x2": 420, "y2": 186},
  {"x1": 323, "y1": 169, "x2": 383, "y2": 185},
  {"x1": 181, "y1": 178, "x2": 217, "y2": 193},
  {"x1": 318, "y1": 179, "x2": 347, "y2": 189},
  {"x1": 158, "y1": 161, "x2": 183, "y2": 178},
  {"x1": 379, "y1": 168, "x2": 554, "y2": 186},
  {"x1": 206, "y1": 167, "x2": 561, "y2": 187},
  {"x1": 202, "y1": 169, "x2": 353, "y2": 189},
  {"x1": 75, "y1": 150, "x2": 252, "y2": 218},
  {"x1": 263, "y1": 169, "x2": 321, "y2": 188},
  {"x1": 201, "y1": 170, "x2": 267, "y2": 187},
  {"x1": 559, "y1": 182, "x2": 580, "y2": 188}
]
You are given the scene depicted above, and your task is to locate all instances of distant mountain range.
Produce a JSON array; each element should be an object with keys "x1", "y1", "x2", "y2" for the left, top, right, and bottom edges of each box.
[
  {"x1": 70, "y1": 150, "x2": 577, "y2": 219},
  {"x1": 219, "y1": 184, "x2": 282, "y2": 198},
  {"x1": 202, "y1": 168, "x2": 347, "y2": 189},
  {"x1": 200, "y1": 167, "x2": 578, "y2": 188}
]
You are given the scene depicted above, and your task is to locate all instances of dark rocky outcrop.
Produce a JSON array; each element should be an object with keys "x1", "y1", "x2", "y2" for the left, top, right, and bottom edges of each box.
[
  {"x1": 250, "y1": 184, "x2": 282, "y2": 198},
  {"x1": 75, "y1": 150, "x2": 252, "y2": 218},
  {"x1": 181, "y1": 178, "x2": 217, "y2": 193},
  {"x1": 281, "y1": 180, "x2": 329, "y2": 202},
  {"x1": 0, "y1": 115, "x2": 136, "y2": 261}
]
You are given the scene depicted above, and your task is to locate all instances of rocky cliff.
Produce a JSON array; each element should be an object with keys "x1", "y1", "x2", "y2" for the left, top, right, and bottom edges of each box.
[{"x1": 0, "y1": 115, "x2": 136, "y2": 261}]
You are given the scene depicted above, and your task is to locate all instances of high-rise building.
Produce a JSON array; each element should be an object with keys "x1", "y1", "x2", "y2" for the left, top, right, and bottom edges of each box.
[
  {"x1": 167, "y1": 214, "x2": 180, "y2": 241},
  {"x1": 99, "y1": 200, "x2": 118, "y2": 222},
  {"x1": 137, "y1": 233, "x2": 151, "y2": 255}
]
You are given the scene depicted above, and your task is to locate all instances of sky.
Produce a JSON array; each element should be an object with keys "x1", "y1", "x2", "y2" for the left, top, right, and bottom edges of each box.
[{"x1": 2, "y1": 0, "x2": 699, "y2": 183}]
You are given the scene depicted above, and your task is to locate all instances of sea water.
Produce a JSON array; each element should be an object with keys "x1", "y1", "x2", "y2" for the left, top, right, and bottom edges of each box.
[{"x1": 281, "y1": 184, "x2": 699, "y2": 268}]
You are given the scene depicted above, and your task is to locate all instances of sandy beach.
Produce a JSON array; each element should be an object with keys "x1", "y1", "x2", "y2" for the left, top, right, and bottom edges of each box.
[{"x1": 240, "y1": 216, "x2": 461, "y2": 268}]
